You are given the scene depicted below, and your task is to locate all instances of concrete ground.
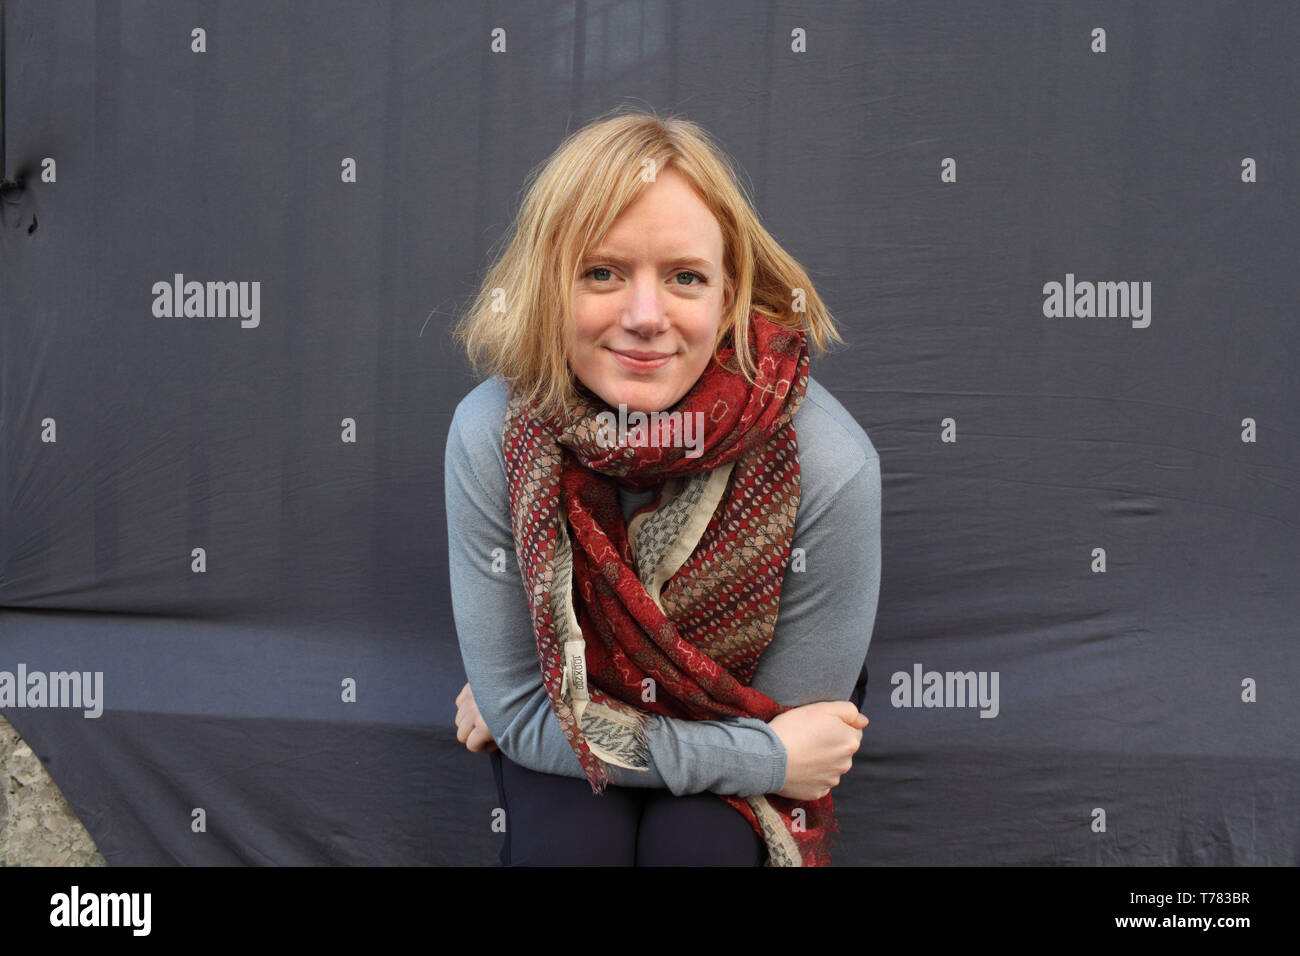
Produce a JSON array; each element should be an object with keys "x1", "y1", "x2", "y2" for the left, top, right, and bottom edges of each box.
[{"x1": 0, "y1": 715, "x2": 105, "y2": 866}]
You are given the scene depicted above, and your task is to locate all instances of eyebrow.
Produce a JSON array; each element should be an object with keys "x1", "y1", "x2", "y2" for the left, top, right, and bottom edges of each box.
[{"x1": 582, "y1": 250, "x2": 716, "y2": 271}]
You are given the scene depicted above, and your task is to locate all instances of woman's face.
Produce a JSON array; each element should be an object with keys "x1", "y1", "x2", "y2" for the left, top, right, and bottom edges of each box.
[{"x1": 566, "y1": 168, "x2": 731, "y2": 415}]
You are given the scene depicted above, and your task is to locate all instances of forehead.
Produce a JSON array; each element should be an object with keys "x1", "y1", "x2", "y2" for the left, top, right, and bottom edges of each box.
[{"x1": 591, "y1": 173, "x2": 724, "y2": 259}]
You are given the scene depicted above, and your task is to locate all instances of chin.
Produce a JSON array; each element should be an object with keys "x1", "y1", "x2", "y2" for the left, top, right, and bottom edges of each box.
[{"x1": 607, "y1": 384, "x2": 674, "y2": 415}]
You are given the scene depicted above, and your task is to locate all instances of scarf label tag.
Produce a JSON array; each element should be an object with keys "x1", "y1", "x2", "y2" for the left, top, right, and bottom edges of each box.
[{"x1": 563, "y1": 639, "x2": 589, "y2": 701}]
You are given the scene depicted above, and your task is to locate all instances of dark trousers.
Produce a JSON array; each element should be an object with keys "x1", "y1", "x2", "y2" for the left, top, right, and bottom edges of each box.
[{"x1": 489, "y1": 750, "x2": 767, "y2": 866}]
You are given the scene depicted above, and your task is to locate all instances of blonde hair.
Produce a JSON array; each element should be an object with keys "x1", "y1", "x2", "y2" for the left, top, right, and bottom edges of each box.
[{"x1": 453, "y1": 106, "x2": 845, "y2": 420}]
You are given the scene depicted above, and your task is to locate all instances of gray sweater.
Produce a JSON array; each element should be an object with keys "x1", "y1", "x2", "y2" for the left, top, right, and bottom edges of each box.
[{"x1": 445, "y1": 374, "x2": 881, "y2": 797}]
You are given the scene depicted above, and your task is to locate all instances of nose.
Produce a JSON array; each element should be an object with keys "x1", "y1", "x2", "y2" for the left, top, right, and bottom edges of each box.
[{"x1": 620, "y1": 272, "x2": 670, "y2": 337}]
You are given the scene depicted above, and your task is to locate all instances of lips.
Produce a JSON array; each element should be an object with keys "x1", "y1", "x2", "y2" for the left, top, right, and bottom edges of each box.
[{"x1": 608, "y1": 347, "x2": 674, "y2": 371}]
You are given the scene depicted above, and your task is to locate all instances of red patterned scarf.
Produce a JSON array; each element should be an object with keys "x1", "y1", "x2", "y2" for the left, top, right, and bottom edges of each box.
[{"x1": 502, "y1": 311, "x2": 837, "y2": 866}]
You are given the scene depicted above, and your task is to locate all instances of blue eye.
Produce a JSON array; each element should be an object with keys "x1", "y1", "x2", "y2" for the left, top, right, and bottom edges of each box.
[{"x1": 582, "y1": 267, "x2": 706, "y2": 285}]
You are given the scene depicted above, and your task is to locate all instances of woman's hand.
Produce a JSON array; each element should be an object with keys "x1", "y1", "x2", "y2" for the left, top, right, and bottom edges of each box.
[
  {"x1": 455, "y1": 681, "x2": 499, "y2": 754},
  {"x1": 767, "y1": 701, "x2": 868, "y2": 800}
]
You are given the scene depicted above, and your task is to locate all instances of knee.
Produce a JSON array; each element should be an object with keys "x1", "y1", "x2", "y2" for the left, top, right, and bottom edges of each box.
[
  {"x1": 496, "y1": 755, "x2": 641, "y2": 866},
  {"x1": 635, "y1": 792, "x2": 766, "y2": 867}
]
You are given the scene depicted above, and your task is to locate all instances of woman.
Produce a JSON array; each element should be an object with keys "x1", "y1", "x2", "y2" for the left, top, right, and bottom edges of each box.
[{"x1": 446, "y1": 109, "x2": 881, "y2": 866}]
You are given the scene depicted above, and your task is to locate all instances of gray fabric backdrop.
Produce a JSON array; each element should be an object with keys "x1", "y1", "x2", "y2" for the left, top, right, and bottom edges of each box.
[{"x1": 1, "y1": 0, "x2": 1296, "y2": 865}]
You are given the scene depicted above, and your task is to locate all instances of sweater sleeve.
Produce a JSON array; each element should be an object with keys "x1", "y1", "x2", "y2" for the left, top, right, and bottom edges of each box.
[{"x1": 445, "y1": 385, "x2": 786, "y2": 797}]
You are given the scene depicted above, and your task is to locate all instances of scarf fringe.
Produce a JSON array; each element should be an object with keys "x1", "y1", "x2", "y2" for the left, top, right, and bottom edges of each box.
[{"x1": 579, "y1": 698, "x2": 652, "y2": 776}]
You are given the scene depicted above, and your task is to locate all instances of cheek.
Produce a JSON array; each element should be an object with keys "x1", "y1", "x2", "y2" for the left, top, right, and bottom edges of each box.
[{"x1": 570, "y1": 305, "x2": 606, "y2": 348}]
